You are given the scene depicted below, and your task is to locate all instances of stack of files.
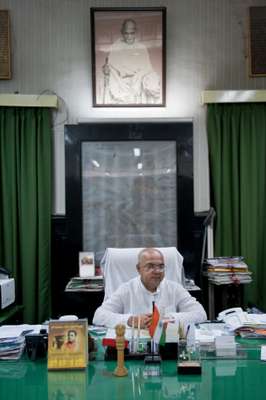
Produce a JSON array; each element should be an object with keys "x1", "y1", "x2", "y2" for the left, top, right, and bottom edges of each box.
[
  {"x1": 205, "y1": 256, "x2": 252, "y2": 285},
  {"x1": 65, "y1": 276, "x2": 104, "y2": 292},
  {"x1": 236, "y1": 313, "x2": 266, "y2": 338},
  {"x1": 218, "y1": 307, "x2": 266, "y2": 338},
  {"x1": 238, "y1": 328, "x2": 266, "y2": 339},
  {"x1": 0, "y1": 324, "x2": 41, "y2": 360}
]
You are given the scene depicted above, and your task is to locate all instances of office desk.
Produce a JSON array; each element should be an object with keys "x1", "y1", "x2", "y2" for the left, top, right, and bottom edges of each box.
[{"x1": 0, "y1": 355, "x2": 266, "y2": 400}]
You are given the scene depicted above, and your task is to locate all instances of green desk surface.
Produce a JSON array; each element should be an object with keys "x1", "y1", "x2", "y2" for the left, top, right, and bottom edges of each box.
[{"x1": 0, "y1": 356, "x2": 266, "y2": 400}]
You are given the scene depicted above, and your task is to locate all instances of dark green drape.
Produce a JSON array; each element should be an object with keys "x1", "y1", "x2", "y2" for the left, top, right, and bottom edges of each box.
[
  {"x1": 0, "y1": 107, "x2": 52, "y2": 323},
  {"x1": 207, "y1": 103, "x2": 266, "y2": 310}
]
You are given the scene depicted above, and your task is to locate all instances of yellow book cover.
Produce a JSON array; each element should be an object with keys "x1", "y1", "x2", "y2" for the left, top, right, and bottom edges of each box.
[{"x1": 48, "y1": 319, "x2": 88, "y2": 370}]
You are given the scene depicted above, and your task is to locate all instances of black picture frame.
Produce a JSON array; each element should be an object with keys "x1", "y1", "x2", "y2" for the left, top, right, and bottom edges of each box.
[
  {"x1": 249, "y1": 6, "x2": 266, "y2": 76},
  {"x1": 64, "y1": 121, "x2": 198, "y2": 281},
  {"x1": 90, "y1": 7, "x2": 166, "y2": 107}
]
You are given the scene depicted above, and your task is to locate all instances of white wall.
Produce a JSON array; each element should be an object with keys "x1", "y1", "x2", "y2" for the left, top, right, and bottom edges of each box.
[{"x1": 1, "y1": 0, "x2": 266, "y2": 214}]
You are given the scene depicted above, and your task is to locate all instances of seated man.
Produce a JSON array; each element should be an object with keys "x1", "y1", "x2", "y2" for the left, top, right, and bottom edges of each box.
[{"x1": 93, "y1": 248, "x2": 207, "y2": 328}]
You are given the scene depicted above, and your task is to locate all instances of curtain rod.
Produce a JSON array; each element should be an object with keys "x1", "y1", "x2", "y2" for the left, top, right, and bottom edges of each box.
[{"x1": 201, "y1": 90, "x2": 266, "y2": 104}]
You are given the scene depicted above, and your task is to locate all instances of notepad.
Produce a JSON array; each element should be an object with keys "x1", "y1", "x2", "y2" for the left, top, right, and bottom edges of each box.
[
  {"x1": 260, "y1": 345, "x2": 266, "y2": 361},
  {"x1": 215, "y1": 335, "x2": 236, "y2": 357}
]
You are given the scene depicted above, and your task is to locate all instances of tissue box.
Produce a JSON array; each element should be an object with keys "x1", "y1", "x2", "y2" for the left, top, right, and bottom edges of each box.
[{"x1": 0, "y1": 278, "x2": 15, "y2": 309}]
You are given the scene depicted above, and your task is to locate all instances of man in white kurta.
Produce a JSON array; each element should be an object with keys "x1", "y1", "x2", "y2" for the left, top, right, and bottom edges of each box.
[
  {"x1": 102, "y1": 19, "x2": 161, "y2": 104},
  {"x1": 93, "y1": 248, "x2": 207, "y2": 328}
]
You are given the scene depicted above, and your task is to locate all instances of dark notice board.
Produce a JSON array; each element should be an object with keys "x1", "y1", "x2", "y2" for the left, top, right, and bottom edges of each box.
[
  {"x1": 0, "y1": 10, "x2": 11, "y2": 79},
  {"x1": 249, "y1": 6, "x2": 266, "y2": 76}
]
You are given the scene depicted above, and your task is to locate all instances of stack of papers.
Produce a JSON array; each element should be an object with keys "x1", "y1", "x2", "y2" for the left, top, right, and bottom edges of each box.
[
  {"x1": 217, "y1": 307, "x2": 266, "y2": 338},
  {"x1": 236, "y1": 314, "x2": 266, "y2": 338},
  {"x1": 0, "y1": 324, "x2": 41, "y2": 360},
  {"x1": 88, "y1": 325, "x2": 107, "y2": 336},
  {"x1": 102, "y1": 327, "x2": 150, "y2": 347},
  {"x1": 195, "y1": 323, "x2": 228, "y2": 346},
  {"x1": 205, "y1": 256, "x2": 252, "y2": 285},
  {"x1": 65, "y1": 276, "x2": 104, "y2": 292},
  {"x1": 101, "y1": 323, "x2": 180, "y2": 347}
]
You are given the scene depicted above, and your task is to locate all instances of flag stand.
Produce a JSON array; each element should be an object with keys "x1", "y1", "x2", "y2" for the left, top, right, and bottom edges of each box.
[
  {"x1": 145, "y1": 301, "x2": 162, "y2": 364},
  {"x1": 144, "y1": 338, "x2": 161, "y2": 364}
]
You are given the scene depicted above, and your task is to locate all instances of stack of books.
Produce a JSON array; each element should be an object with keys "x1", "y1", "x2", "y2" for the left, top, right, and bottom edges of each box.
[
  {"x1": 65, "y1": 276, "x2": 104, "y2": 292},
  {"x1": 0, "y1": 324, "x2": 41, "y2": 360},
  {"x1": 205, "y1": 256, "x2": 252, "y2": 285}
]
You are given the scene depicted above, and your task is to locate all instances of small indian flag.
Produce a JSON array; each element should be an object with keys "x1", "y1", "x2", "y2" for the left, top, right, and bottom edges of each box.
[{"x1": 149, "y1": 303, "x2": 167, "y2": 346}]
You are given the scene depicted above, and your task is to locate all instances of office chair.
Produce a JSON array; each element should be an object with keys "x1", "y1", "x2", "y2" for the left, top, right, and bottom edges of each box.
[{"x1": 100, "y1": 247, "x2": 185, "y2": 300}]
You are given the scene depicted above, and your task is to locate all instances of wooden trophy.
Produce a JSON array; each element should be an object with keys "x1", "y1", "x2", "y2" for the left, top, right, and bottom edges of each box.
[{"x1": 113, "y1": 324, "x2": 128, "y2": 377}]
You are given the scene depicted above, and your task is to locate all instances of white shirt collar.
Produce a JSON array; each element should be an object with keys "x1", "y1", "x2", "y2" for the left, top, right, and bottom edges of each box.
[{"x1": 138, "y1": 275, "x2": 163, "y2": 296}]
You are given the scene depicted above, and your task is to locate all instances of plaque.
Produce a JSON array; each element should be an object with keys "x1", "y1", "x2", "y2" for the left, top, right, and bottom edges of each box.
[
  {"x1": 249, "y1": 6, "x2": 266, "y2": 76},
  {"x1": 0, "y1": 10, "x2": 11, "y2": 79}
]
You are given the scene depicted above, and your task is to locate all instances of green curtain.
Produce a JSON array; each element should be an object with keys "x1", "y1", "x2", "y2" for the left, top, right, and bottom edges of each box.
[
  {"x1": 0, "y1": 107, "x2": 52, "y2": 323},
  {"x1": 207, "y1": 103, "x2": 266, "y2": 310}
]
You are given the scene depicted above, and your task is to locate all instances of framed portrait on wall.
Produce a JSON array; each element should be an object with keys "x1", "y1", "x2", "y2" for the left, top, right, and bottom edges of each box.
[{"x1": 90, "y1": 7, "x2": 166, "y2": 107}]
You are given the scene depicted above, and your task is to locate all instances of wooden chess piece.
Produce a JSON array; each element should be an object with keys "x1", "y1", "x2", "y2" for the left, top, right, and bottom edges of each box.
[{"x1": 113, "y1": 324, "x2": 128, "y2": 377}]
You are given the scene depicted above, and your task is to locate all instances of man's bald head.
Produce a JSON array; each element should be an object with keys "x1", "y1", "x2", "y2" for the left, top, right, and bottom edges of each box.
[{"x1": 137, "y1": 248, "x2": 164, "y2": 264}]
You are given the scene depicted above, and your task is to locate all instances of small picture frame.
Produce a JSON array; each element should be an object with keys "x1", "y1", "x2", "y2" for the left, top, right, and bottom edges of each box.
[
  {"x1": 47, "y1": 319, "x2": 88, "y2": 370},
  {"x1": 79, "y1": 252, "x2": 95, "y2": 277},
  {"x1": 90, "y1": 7, "x2": 166, "y2": 107}
]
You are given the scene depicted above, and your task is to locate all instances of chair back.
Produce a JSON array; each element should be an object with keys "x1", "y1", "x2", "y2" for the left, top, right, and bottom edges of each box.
[{"x1": 100, "y1": 247, "x2": 185, "y2": 300}]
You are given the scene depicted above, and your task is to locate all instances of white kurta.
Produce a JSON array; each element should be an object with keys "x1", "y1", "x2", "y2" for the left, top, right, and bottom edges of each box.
[{"x1": 93, "y1": 276, "x2": 207, "y2": 328}]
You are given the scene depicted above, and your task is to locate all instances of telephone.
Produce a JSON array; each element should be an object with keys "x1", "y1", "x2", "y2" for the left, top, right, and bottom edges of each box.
[{"x1": 217, "y1": 307, "x2": 249, "y2": 330}]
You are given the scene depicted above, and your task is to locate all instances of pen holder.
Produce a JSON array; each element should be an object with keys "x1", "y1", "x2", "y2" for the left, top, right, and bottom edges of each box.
[
  {"x1": 178, "y1": 339, "x2": 188, "y2": 361},
  {"x1": 177, "y1": 339, "x2": 201, "y2": 375}
]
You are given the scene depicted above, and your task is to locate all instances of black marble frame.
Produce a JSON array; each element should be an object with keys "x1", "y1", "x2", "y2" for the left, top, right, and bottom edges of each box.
[{"x1": 64, "y1": 120, "x2": 196, "y2": 280}]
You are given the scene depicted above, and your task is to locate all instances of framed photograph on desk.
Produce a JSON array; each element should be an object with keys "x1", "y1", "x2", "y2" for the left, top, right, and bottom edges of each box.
[
  {"x1": 48, "y1": 319, "x2": 88, "y2": 370},
  {"x1": 90, "y1": 7, "x2": 166, "y2": 107}
]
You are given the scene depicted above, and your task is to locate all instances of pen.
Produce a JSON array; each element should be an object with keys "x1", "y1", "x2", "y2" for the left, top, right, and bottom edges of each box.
[{"x1": 186, "y1": 324, "x2": 190, "y2": 338}]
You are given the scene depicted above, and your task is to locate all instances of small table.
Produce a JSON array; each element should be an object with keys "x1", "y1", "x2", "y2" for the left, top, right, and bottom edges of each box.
[{"x1": 208, "y1": 282, "x2": 244, "y2": 320}]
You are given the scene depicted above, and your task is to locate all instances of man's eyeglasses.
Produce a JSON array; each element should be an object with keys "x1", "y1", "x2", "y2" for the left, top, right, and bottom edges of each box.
[{"x1": 143, "y1": 263, "x2": 165, "y2": 272}]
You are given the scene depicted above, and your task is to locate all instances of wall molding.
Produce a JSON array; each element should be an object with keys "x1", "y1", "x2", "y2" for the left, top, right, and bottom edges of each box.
[
  {"x1": 202, "y1": 90, "x2": 266, "y2": 104},
  {"x1": 0, "y1": 94, "x2": 58, "y2": 107}
]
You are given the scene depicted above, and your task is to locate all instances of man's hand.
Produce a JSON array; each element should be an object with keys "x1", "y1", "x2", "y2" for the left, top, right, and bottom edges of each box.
[{"x1": 127, "y1": 314, "x2": 152, "y2": 329}]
